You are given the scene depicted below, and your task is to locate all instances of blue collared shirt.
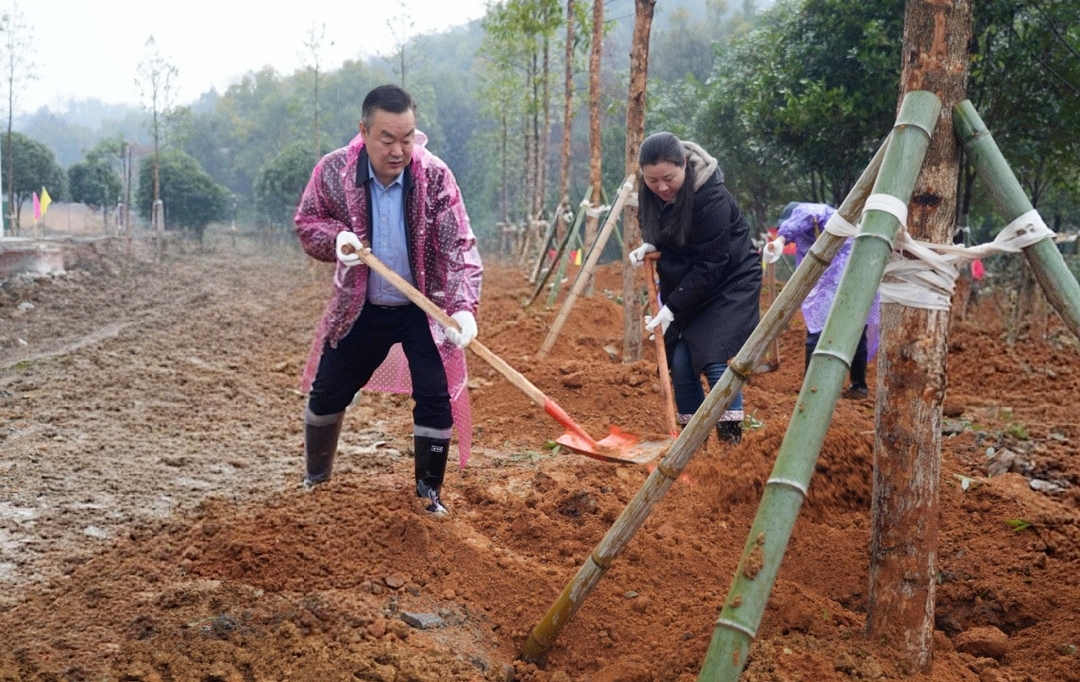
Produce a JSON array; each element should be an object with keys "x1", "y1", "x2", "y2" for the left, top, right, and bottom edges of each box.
[{"x1": 366, "y1": 161, "x2": 415, "y2": 306}]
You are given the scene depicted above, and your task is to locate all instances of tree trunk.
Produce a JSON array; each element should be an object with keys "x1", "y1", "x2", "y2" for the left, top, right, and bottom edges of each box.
[
  {"x1": 866, "y1": 0, "x2": 972, "y2": 672},
  {"x1": 6, "y1": 96, "x2": 14, "y2": 236},
  {"x1": 558, "y1": 0, "x2": 575, "y2": 244},
  {"x1": 314, "y1": 66, "x2": 321, "y2": 162},
  {"x1": 540, "y1": 32, "x2": 551, "y2": 223},
  {"x1": 500, "y1": 111, "x2": 509, "y2": 225},
  {"x1": 621, "y1": 0, "x2": 655, "y2": 364},
  {"x1": 584, "y1": 0, "x2": 603, "y2": 296},
  {"x1": 530, "y1": 51, "x2": 540, "y2": 221}
]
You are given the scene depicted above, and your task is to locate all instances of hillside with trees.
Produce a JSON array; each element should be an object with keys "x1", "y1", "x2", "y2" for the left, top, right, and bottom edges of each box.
[{"x1": 9, "y1": 0, "x2": 1080, "y2": 249}]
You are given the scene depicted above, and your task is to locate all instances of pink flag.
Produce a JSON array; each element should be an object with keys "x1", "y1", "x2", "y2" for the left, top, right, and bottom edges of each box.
[{"x1": 33, "y1": 192, "x2": 41, "y2": 223}]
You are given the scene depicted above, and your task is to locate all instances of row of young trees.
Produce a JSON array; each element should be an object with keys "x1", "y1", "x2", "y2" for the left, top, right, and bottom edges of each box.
[
  {"x1": 0, "y1": 5, "x2": 232, "y2": 237},
  {"x1": 9, "y1": 0, "x2": 1079, "y2": 249},
  {"x1": 0, "y1": 126, "x2": 229, "y2": 238},
  {"x1": 229, "y1": 0, "x2": 1080, "y2": 244}
]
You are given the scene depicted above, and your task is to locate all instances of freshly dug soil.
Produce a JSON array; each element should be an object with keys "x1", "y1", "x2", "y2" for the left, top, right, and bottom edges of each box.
[{"x1": 1, "y1": 228, "x2": 1077, "y2": 681}]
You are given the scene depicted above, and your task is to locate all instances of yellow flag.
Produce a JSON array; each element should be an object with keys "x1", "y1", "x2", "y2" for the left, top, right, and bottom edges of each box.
[{"x1": 40, "y1": 187, "x2": 52, "y2": 217}]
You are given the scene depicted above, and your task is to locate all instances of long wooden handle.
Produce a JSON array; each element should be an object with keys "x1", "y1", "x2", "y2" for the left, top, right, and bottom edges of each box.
[
  {"x1": 343, "y1": 242, "x2": 547, "y2": 408},
  {"x1": 644, "y1": 254, "x2": 679, "y2": 437}
]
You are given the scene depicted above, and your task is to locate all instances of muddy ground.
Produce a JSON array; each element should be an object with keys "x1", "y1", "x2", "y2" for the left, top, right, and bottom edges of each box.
[{"x1": 1, "y1": 227, "x2": 1078, "y2": 682}]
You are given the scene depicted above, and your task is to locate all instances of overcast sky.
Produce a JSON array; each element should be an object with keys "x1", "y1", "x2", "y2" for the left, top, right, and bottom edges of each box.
[{"x1": 16, "y1": 0, "x2": 489, "y2": 113}]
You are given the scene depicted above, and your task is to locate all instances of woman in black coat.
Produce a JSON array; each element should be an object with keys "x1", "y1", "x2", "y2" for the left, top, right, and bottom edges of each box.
[{"x1": 629, "y1": 132, "x2": 761, "y2": 444}]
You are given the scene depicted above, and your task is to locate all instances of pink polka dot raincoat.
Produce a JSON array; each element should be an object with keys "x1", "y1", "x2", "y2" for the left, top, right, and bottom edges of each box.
[{"x1": 294, "y1": 130, "x2": 483, "y2": 466}]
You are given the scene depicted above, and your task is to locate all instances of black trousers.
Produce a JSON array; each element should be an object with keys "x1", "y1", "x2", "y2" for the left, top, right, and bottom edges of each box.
[
  {"x1": 805, "y1": 325, "x2": 868, "y2": 390},
  {"x1": 308, "y1": 303, "x2": 453, "y2": 430}
]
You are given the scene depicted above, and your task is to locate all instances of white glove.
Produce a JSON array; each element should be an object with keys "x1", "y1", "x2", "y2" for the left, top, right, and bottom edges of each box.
[
  {"x1": 644, "y1": 305, "x2": 674, "y2": 337},
  {"x1": 335, "y1": 231, "x2": 363, "y2": 267},
  {"x1": 763, "y1": 236, "x2": 786, "y2": 264},
  {"x1": 445, "y1": 311, "x2": 478, "y2": 348},
  {"x1": 628, "y1": 242, "x2": 657, "y2": 267}
]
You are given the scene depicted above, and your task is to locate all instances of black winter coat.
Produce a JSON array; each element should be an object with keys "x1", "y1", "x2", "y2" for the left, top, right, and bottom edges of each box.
[{"x1": 649, "y1": 158, "x2": 761, "y2": 375}]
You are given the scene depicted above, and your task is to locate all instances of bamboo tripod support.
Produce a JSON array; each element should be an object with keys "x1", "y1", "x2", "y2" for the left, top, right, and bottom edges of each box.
[
  {"x1": 544, "y1": 225, "x2": 585, "y2": 309},
  {"x1": 537, "y1": 174, "x2": 636, "y2": 358},
  {"x1": 698, "y1": 90, "x2": 941, "y2": 682},
  {"x1": 527, "y1": 204, "x2": 565, "y2": 285},
  {"x1": 953, "y1": 100, "x2": 1080, "y2": 342},
  {"x1": 754, "y1": 260, "x2": 782, "y2": 373},
  {"x1": 526, "y1": 189, "x2": 591, "y2": 308},
  {"x1": 519, "y1": 126, "x2": 895, "y2": 665}
]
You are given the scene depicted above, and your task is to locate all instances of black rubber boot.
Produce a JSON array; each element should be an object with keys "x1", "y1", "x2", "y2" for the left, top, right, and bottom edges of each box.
[
  {"x1": 716, "y1": 420, "x2": 743, "y2": 445},
  {"x1": 847, "y1": 326, "x2": 869, "y2": 396},
  {"x1": 303, "y1": 410, "x2": 344, "y2": 488},
  {"x1": 414, "y1": 436, "x2": 451, "y2": 515}
]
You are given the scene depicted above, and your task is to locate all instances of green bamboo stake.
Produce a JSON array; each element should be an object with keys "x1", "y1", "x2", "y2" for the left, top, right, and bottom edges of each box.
[
  {"x1": 519, "y1": 132, "x2": 893, "y2": 665},
  {"x1": 528, "y1": 204, "x2": 565, "y2": 285},
  {"x1": 563, "y1": 202, "x2": 612, "y2": 302},
  {"x1": 698, "y1": 90, "x2": 942, "y2": 682},
  {"x1": 953, "y1": 100, "x2": 1080, "y2": 341},
  {"x1": 544, "y1": 194, "x2": 592, "y2": 309},
  {"x1": 528, "y1": 191, "x2": 591, "y2": 308}
]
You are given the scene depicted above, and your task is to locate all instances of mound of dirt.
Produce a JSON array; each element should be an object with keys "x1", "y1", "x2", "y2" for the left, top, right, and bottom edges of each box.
[{"x1": 1, "y1": 229, "x2": 1077, "y2": 681}]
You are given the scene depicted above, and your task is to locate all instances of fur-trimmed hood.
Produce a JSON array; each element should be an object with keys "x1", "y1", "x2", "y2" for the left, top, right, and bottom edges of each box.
[{"x1": 683, "y1": 140, "x2": 722, "y2": 190}]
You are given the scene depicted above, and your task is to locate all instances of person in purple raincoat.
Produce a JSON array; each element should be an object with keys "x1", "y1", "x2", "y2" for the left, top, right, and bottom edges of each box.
[
  {"x1": 772, "y1": 202, "x2": 878, "y2": 399},
  {"x1": 294, "y1": 84, "x2": 483, "y2": 516}
]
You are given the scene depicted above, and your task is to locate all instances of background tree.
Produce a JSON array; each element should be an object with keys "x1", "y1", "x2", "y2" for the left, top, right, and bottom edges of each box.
[
  {"x1": 136, "y1": 149, "x2": 229, "y2": 240},
  {"x1": 697, "y1": 19, "x2": 794, "y2": 231},
  {"x1": 135, "y1": 35, "x2": 178, "y2": 230},
  {"x1": 556, "y1": 0, "x2": 579, "y2": 229},
  {"x1": 482, "y1": 0, "x2": 557, "y2": 240},
  {"x1": 966, "y1": 0, "x2": 1080, "y2": 230},
  {"x1": 1, "y1": 130, "x2": 63, "y2": 227},
  {"x1": 68, "y1": 141, "x2": 123, "y2": 208},
  {"x1": 301, "y1": 22, "x2": 331, "y2": 165},
  {"x1": 254, "y1": 140, "x2": 323, "y2": 229},
  {"x1": 0, "y1": 1, "x2": 36, "y2": 235},
  {"x1": 386, "y1": 0, "x2": 415, "y2": 88},
  {"x1": 697, "y1": 0, "x2": 903, "y2": 213},
  {"x1": 583, "y1": 0, "x2": 603, "y2": 283},
  {"x1": 621, "y1": 0, "x2": 655, "y2": 363},
  {"x1": 477, "y1": 33, "x2": 524, "y2": 228}
]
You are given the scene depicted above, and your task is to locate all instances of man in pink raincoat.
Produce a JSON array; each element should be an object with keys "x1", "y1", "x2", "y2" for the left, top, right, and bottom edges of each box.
[{"x1": 294, "y1": 84, "x2": 483, "y2": 516}]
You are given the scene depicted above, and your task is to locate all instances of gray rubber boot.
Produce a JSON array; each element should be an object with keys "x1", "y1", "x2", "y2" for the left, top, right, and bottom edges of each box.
[
  {"x1": 303, "y1": 409, "x2": 344, "y2": 488},
  {"x1": 414, "y1": 435, "x2": 451, "y2": 515}
]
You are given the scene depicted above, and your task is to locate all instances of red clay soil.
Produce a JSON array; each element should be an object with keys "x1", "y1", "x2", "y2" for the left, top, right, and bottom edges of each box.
[{"x1": 0, "y1": 230, "x2": 1077, "y2": 682}]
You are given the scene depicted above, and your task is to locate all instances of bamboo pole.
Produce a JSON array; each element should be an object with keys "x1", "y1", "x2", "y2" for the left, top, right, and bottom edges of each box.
[
  {"x1": 698, "y1": 90, "x2": 941, "y2": 682},
  {"x1": 528, "y1": 204, "x2": 564, "y2": 285},
  {"x1": 953, "y1": 100, "x2": 1080, "y2": 341},
  {"x1": 545, "y1": 225, "x2": 586, "y2": 309},
  {"x1": 526, "y1": 202, "x2": 574, "y2": 306},
  {"x1": 538, "y1": 174, "x2": 635, "y2": 357},
  {"x1": 755, "y1": 260, "x2": 782, "y2": 373},
  {"x1": 536, "y1": 190, "x2": 592, "y2": 307},
  {"x1": 519, "y1": 131, "x2": 892, "y2": 665}
]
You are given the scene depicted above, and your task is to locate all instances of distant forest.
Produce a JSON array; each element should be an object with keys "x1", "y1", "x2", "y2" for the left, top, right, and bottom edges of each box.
[{"x1": 13, "y1": 0, "x2": 1080, "y2": 251}]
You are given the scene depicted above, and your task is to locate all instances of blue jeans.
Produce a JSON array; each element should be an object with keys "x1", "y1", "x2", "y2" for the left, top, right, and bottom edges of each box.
[{"x1": 669, "y1": 339, "x2": 743, "y2": 423}]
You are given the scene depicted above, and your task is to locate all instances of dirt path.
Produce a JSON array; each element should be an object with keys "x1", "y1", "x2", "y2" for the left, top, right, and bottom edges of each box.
[{"x1": 0, "y1": 230, "x2": 1077, "y2": 681}]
